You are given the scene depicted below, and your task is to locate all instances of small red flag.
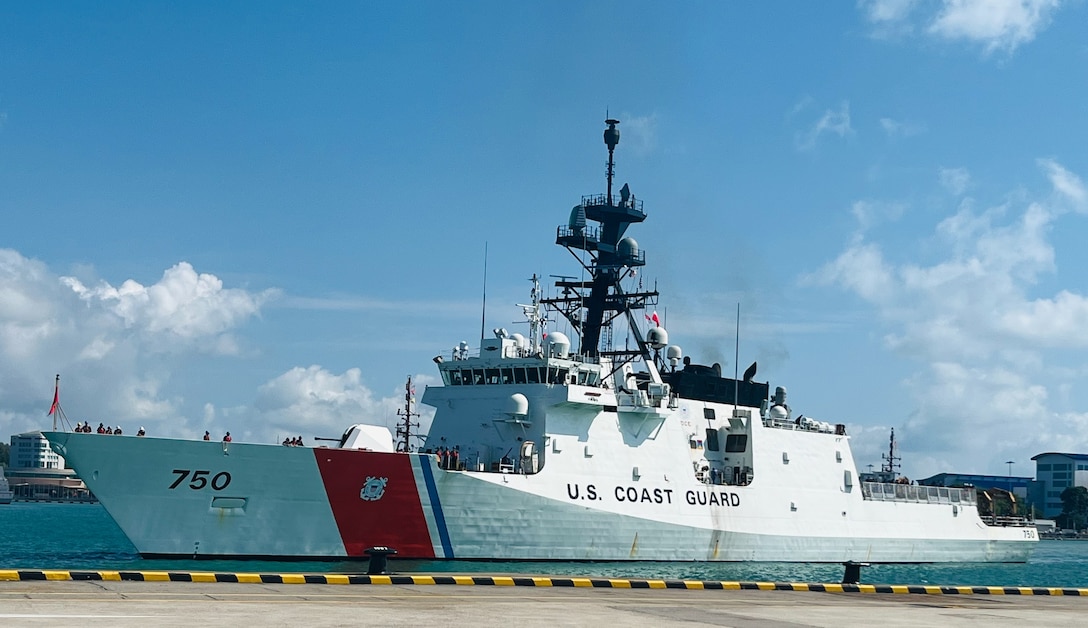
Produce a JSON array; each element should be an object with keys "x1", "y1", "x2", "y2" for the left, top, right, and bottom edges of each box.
[{"x1": 48, "y1": 388, "x2": 59, "y2": 416}]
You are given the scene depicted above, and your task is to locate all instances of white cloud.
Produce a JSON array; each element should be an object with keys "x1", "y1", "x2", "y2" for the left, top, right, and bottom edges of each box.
[
  {"x1": 815, "y1": 159, "x2": 1088, "y2": 474},
  {"x1": 851, "y1": 199, "x2": 908, "y2": 231},
  {"x1": 254, "y1": 366, "x2": 436, "y2": 444},
  {"x1": 859, "y1": 0, "x2": 1064, "y2": 55},
  {"x1": 861, "y1": 0, "x2": 920, "y2": 23},
  {"x1": 62, "y1": 262, "x2": 278, "y2": 350},
  {"x1": 880, "y1": 117, "x2": 927, "y2": 138},
  {"x1": 795, "y1": 102, "x2": 853, "y2": 151},
  {"x1": 618, "y1": 113, "x2": 658, "y2": 156},
  {"x1": 939, "y1": 167, "x2": 972, "y2": 195},
  {"x1": 860, "y1": 0, "x2": 922, "y2": 38},
  {"x1": 0, "y1": 252, "x2": 275, "y2": 439},
  {"x1": 1039, "y1": 158, "x2": 1088, "y2": 211},
  {"x1": 928, "y1": 0, "x2": 1062, "y2": 54}
]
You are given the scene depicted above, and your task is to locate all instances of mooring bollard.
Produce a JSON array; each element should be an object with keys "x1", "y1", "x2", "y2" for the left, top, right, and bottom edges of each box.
[
  {"x1": 842, "y1": 561, "x2": 869, "y2": 584},
  {"x1": 365, "y1": 546, "x2": 398, "y2": 575}
]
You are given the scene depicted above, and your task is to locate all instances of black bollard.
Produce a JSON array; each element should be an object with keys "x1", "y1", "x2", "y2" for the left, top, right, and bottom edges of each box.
[
  {"x1": 364, "y1": 546, "x2": 398, "y2": 575},
  {"x1": 842, "y1": 561, "x2": 869, "y2": 584}
]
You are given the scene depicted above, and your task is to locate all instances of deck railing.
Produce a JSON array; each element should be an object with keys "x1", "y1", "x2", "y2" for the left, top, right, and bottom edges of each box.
[{"x1": 861, "y1": 481, "x2": 977, "y2": 505}]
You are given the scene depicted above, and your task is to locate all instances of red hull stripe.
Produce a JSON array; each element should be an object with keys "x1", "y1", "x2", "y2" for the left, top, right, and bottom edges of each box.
[{"x1": 313, "y1": 449, "x2": 435, "y2": 558}]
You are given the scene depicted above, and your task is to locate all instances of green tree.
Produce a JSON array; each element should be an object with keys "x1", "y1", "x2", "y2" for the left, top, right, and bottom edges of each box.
[
  {"x1": 1057, "y1": 486, "x2": 1088, "y2": 530},
  {"x1": 0, "y1": 442, "x2": 9, "y2": 467}
]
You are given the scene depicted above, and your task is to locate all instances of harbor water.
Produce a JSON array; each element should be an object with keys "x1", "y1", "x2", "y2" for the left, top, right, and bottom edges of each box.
[{"x1": 2, "y1": 502, "x2": 1086, "y2": 587}]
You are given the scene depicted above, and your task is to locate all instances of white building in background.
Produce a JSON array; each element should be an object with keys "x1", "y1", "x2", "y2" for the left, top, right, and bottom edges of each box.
[
  {"x1": 1031, "y1": 452, "x2": 1088, "y2": 518},
  {"x1": 10, "y1": 431, "x2": 65, "y2": 469}
]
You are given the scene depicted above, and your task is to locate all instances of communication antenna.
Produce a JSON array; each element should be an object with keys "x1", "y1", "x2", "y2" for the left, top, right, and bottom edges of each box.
[
  {"x1": 881, "y1": 428, "x2": 901, "y2": 477},
  {"x1": 733, "y1": 304, "x2": 740, "y2": 410},
  {"x1": 395, "y1": 376, "x2": 421, "y2": 452},
  {"x1": 604, "y1": 118, "x2": 620, "y2": 202},
  {"x1": 479, "y1": 242, "x2": 488, "y2": 350}
]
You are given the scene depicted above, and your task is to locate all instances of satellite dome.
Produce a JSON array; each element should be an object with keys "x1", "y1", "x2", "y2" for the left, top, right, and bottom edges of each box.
[
  {"x1": 546, "y1": 332, "x2": 570, "y2": 358},
  {"x1": 666, "y1": 345, "x2": 683, "y2": 361},
  {"x1": 646, "y1": 326, "x2": 668, "y2": 350},
  {"x1": 618, "y1": 237, "x2": 639, "y2": 259},
  {"x1": 506, "y1": 393, "x2": 529, "y2": 417}
]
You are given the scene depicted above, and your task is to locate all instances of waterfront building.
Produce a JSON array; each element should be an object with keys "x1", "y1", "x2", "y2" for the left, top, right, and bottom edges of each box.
[
  {"x1": 1031, "y1": 453, "x2": 1088, "y2": 519},
  {"x1": 6, "y1": 431, "x2": 94, "y2": 502}
]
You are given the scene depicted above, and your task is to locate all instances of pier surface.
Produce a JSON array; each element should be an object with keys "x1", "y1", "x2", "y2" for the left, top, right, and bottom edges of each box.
[{"x1": 2, "y1": 577, "x2": 1086, "y2": 627}]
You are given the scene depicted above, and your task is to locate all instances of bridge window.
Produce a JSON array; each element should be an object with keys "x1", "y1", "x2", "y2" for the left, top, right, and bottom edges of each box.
[
  {"x1": 449, "y1": 370, "x2": 463, "y2": 386},
  {"x1": 514, "y1": 368, "x2": 527, "y2": 384},
  {"x1": 526, "y1": 367, "x2": 540, "y2": 384},
  {"x1": 725, "y1": 434, "x2": 748, "y2": 453},
  {"x1": 501, "y1": 368, "x2": 514, "y2": 384}
]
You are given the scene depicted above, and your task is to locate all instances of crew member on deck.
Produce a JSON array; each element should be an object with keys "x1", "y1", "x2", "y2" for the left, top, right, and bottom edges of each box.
[
  {"x1": 203, "y1": 431, "x2": 211, "y2": 441},
  {"x1": 223, "y1": 432, "x2": 232, "y2": 442}
]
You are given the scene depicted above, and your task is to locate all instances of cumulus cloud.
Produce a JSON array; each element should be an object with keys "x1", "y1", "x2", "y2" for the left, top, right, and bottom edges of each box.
[
  {"x1": 814, "y1": 159, "x2": 1088, "y2": 475},
  {"x1": 0, "y1": 252, "x2": 274, "y2": 439},
  {"x1": 795, "y1": 101, "x2": 853, "y2": 151},
  {"x1": 929, "y1": 0, "x2": 1062, "y2": 54},
  {"x1": 254, "y1": 366, "x2": 436, "y2": 444},
  {"x1": 860, "y1": 0, "x2": 1064, "y2": 55},
  {"x1": 62, "y1": 262, "x2": 277, "y2": 350}
]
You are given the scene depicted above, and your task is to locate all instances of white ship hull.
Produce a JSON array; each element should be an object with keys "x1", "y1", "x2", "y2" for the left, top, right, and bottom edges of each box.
[{"x1": 45, "y1": 429, "x2": 1034, "y2": 563}]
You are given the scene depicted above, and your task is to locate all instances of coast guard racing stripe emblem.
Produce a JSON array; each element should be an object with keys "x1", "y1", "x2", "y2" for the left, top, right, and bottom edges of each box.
[{"x1": 360, "y1": 477, "x2": 388, "y2": 501}]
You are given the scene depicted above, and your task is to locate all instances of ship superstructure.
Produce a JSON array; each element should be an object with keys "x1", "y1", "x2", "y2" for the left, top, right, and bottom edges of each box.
[{"x1": 44, "y1": 120, "x2": 1037, "y2": 562}]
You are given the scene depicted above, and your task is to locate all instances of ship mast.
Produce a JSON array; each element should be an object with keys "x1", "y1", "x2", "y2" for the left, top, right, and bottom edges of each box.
[
  {"x1": 47, "y1": 374, "x2": 68, "y2": 431},
  {"x1": 395, "y1": 376, "x2": 420, "y2": 452},
  {"x1": 543, "y1": 119, "x2": 659, "y2": 367},
  {"x1": 881, "y1": 428, "x2": 901, "y2": 478}
]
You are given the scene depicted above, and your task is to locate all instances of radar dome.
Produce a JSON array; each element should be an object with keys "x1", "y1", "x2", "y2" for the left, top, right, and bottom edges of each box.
[
  {"x1": 618, "y1": 237, "x2": 639, "y2": 258},
  {"x1": 546, "y1": 332, "x2": 570, "y2": 358},
  {"x1": 506, "y1": 392, "x2": 529, "y2": 417},
  {"x1": 646, "y1": 326, "x2": 669, "y2": 350},
  {"x1": 666, "y1": 345, "x2": 683, "y2": 364}
]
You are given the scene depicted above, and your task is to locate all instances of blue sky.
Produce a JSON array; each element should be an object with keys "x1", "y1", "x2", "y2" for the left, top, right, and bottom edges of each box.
[{"x1": 2, "y1": 1, "x2": 1087, "y2": 479}]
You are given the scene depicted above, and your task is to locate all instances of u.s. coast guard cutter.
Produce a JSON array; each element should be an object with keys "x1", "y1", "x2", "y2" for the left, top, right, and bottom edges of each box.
[{"x1": 46, "y1": 120, "x2": 1037, "y2": 562}]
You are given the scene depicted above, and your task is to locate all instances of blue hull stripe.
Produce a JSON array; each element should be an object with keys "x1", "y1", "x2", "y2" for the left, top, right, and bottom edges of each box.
[{"x1": 418, "y1": 458, "x2": 453, "y2": 558}]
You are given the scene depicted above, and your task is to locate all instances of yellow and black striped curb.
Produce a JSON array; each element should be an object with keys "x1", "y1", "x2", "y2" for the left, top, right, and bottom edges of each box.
[{"x1": 2, "y1": 570, "x2": 1087, "y2": 595}]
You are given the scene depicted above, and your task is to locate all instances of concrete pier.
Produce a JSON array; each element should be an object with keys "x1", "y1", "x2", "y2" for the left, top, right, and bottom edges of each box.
[{"x1": 1, "y1": 576, "x2": 1086, "y2": 627}]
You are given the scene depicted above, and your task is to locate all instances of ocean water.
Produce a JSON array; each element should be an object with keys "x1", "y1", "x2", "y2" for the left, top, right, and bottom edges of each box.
[{"x1": 2, "y1": 502, "x2": 1087, "y2": 587}]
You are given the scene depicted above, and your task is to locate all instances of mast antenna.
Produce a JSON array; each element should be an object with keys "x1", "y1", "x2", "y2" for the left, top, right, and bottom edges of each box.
[
  {"x1": 733, "y1": 303, "x2": 740, "y2": 410},
  {"x1": 479, "y1": 242, "x2": 488, "y2": 350},
  {"x1": 395, "y1": 376, "x2": 421, "y2": 452},
  {"x1": 604, "y1": 118, "x2": 620, "y2": 203},
  {"x1": 881, "y1": 428, "x2": 902, "y2": 477}
]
